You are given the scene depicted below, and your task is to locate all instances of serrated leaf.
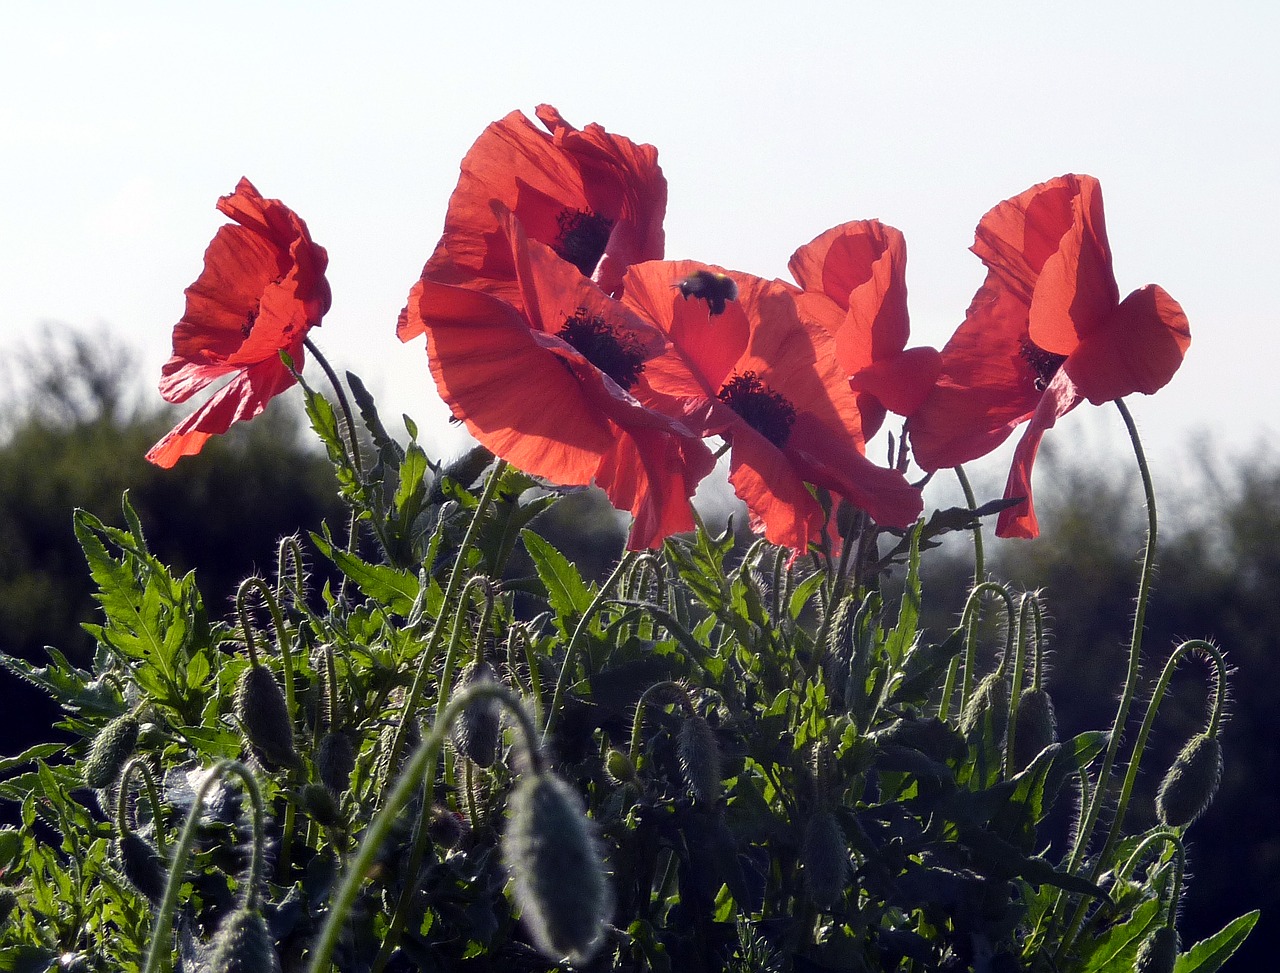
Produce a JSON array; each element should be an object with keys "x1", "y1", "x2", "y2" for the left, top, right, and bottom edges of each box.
[
  {"x1": 311, "y1": 533, "x2": 420, "y2": 614},
  {"x1": 1173, "y1": 910, "x2": 1259, "y2": 973},
  {"x1": 0, "y1": 744, "x2": 65, "y2": 776},
  {"x1": 1075, "y1": 897, "x2": 1162, "y2": 972},
  {"x1": 348, "y1": 370, "x2": 406, "y2": 465},
  {"x1": 0, "y1": 947, "x2": 59, "y2": 973},
  {"x1": 884, "y1": 523, "x2": 923, "y2": 666},
  {"x1": 521, "y1": 530, "x2": 593, "y2": 624}
]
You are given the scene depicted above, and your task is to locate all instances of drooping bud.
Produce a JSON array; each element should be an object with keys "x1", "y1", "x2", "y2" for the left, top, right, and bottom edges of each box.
[
  {"x1": 0, "y1": 889, "x2": 17, "y2": 928},
  {"x1": 960, "y1": 671, "x2": 1010, "y2": 741},
  {"x1": 1013, "y1": 687, "x2": 1058, "y2": 770},
  {"x1": 678, "y1": 713, "x2": 722, "y2": 805},
  {"x1": 1135, "y1": 926, "x2": 1179, "y2": 973},
  {"x1": 208, "y1": 905, "x2": 281, "y2": 973},
  {"x1": 299, "y1": 783, "x2": 342, "y2": 827},
  {"x1": 504, "y1": 772, "x2": 611, "y2": 966},
  {"x1": 235, "y1": 664, "x2": 300, "y2": 771},
  {"x1": 116, "y1": 833, "x2": 167, "y2": 903},
  {"x1": 1156, "y1": 732, "x2": 1223, "y2": 828},
  {"x1": 451, "y1": 662, "x2": 502, "y2": 768},
  {"x1": 315, "y1": 732, "x2": 356, "y2": 798},
  {"x1": 801, "y1": 811, "x2": 849, "y2": 909},
  {"x1": 605, "y1": 749, "x2": 637, "y2": 785},
  {"x1": 85, "y1": 714, "x2": 139, "y2": 789}
]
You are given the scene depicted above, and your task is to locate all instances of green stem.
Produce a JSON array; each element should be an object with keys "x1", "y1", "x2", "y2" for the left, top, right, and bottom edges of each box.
[
  {"x1": 379, "y1": 460, "x2": 508, "y2": 797},
  {"x1": 943, "y1": 581, "x2": 1016, "y2": 720},
  {"x1": 954, "y1": 464, "x2": 984, "y2": 587},
  {"x1": 141, "y1": 761, "x2": 264, "y2": 973},
  {"x1": 310, "y1": 684, "x2": 542, "y2": 973},
  {"x1": 1118, "y1": 830, "x2": 1185, "y2": 928},
  {"x1": 117, "y1": 758, "x2": 167, "y2": 855},
  {"x1": 542, "y1": 552, "x2": 637, "y2": 743},
  {"x1": 1055, "y1": 397, "x2": 1160, "y2": 950},
  {"x1": 304, "y1": 336, "x2": 364, "y2": 484},
  {"x1": 628, "y1": 681, "x2": 695, "y2": 765}
]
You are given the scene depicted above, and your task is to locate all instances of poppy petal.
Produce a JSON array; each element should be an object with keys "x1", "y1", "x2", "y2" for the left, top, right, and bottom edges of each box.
[
  {"x1": 1065, "y1": 284, "x2": 1191, "y2": 404},
  {"x1": 995, "y1": 369, "x2": 1084, "y2": 539},
  {"x1": 848, "y1": 346, "x2": 943, "y2": 419}
]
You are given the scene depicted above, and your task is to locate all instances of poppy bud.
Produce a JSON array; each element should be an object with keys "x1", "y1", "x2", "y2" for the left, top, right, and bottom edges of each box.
[
  {"x1": 504, "y1": 772, "x2": 610, "y2": 966},
  {"x1": 1013, "y1": 687, "x2": 1058, "y2": 770},
  {"x1": 960, "y1": 671, "x2": 1009, "y2": 741},
  {"x1": 1135, "y1": 926, "x2": 1179, "y2": 973},
  {"x1": 300, "y1": 783, "x2": 342, "y2": 827},
  {"x1": 235, "y1": 664, "x2": 300, "y2": 771},
  {"x1": 678, "y1": 714, "x2": 722, "y2": 805},
  {"x1": 316, "y1": 731, "x2": 356, "y2": 798},
  {"x1": 116, "y1": 832, "x2": 167, "y2": 903},
  {"x1": 452, "y1": 662, "x2": 503, "y2": 768},
  {"x1": 0, "y1": 889, "x2": 16, "y2": 928},
  {"x1": 801, "y1": 811, "x2": 849, "y2": 909},
  {"x1": 1156, "y1": 732, "x2": 1223, "y2": 828},
  {"x1": 428, "y1": 805, "x2": 469, "y2": 849},
  {"x1": 605, "y1": 749, "x2": 636, "y2": 785},
  {"x1": 208, "y1": 905, "x2": 281, "y2": 973},
  {"x1": 85, "y1": 714, "x2": 139, "y2": 789}
]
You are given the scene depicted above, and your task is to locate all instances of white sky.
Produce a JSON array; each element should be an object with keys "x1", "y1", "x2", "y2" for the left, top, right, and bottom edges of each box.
[{"x1": 3, "y1": 0, "x2": 1277, "y2": 513}]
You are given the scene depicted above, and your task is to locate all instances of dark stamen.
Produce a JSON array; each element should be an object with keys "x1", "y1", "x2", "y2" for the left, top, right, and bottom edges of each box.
[
  {"x1": 559, "y1": 308, "x2": 647, "y2": 390},
  {"x1": 241, "y1": 305, "x2": 259, "y2": 339},
  {"x1": 1020, "y1": 339, "x2": 1067, "y2": 392},
  {"x1": 718, "y1": 371, "x2": 796, "y2": 448},
  {"x1": 554, "y1": 209, "x2": 614, "y2": 277}
]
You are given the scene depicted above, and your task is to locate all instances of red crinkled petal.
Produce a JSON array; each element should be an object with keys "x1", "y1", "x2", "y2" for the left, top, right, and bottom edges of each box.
[
  {"x1": 1065, "y1": 284, "x2": 1191, "y2": 405},
  {"x1": 995, "y1": 369, "x2": 1084, "y2": 539}
]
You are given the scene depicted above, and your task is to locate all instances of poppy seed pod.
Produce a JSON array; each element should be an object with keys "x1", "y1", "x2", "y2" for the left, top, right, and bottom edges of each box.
[
  {"x1": 678, "y1": 713, "x2": 722, "y2": 805},
  {"x1": 85, "y1": 714, "x2": 139, "y2": 789},
  {"x1": 451, "y1": 662, "x2": 502, "y2": 768},
  {"x1": 801, "y1": 811, "x2": 850, "y2": 909},
  {"x1": 1013, "y1": 687, "x2": 1058, "y2": 770},
  {"x1": 960, "y1": 671, "x2": 1010, "y2": 741},
  {"x1": 504, "y1": 772, "x2": 611, "y2": 966},
  {"x1": 1156, "y1": 732, "x2": 1223, "y2": 828},
  {"x1": 208, "y1": 905, "x2": 281, "y2": 973},
  {"x1": 235, "y1": 664, "x2": 301, "y2": 771},
  {"x1": 1135, "y1": 926, "x2": 1179, "y2": 973},
  {"x1": 116, "y1": 833, "x2": 167, "y2": 903}
]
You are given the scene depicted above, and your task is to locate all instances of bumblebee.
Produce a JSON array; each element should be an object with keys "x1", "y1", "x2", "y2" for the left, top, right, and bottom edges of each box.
[{"x1": 677, "y1": 270, "x2": 738, "y2": 316}]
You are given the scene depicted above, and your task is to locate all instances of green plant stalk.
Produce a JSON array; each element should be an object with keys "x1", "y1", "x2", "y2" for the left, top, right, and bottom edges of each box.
[
  {"x1": 276, "y1": 534, "x2": 308, "y2": 612},
  {"x1": 379, "y1": 460, "x2": 508, "y2": 799},
  {"x1": 1063, "y1": 639, "x2": 1226, "y2": 953},
  {"x1": 542, "y1": 551, "x2": 637, "y2": 743},
  {"x1": 943, "y1": 581, "x2": 1015, "y2": 719},
  {"x1": 1055, "y1": 398, "x2": 1159, "y2": 947},
  {"x1": 1118, "y1": 830, "x2": 1185, "y2": 927},
  {"x1": 1004, "y1": 595, "x2": 1034, "y2": 779},
  {"x1": 309, "y1": 683, "x2": 541, "y2": 973},
  {"x1": 954, "y1": 464, "x2": 985, "y2": 586},
  {"x1": 141, "y1": 760, "x2": 265, "y2": 973},
  {"x1": 627, "y1": 680, "x2": 694, "y2": 765},
  {"x1": 304, "y1": 336, "x2": 364, "y2": 485},
  {"x1": 117, "y1": 758, "x2": 167, "y2": 855}
]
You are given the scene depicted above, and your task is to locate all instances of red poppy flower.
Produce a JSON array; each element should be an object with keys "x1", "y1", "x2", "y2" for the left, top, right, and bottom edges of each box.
[
  {"x1": 402, "y1": 205, "x2": 713, "y2": 550},
  {"x1": 146, "y1": 178, "x2": 331, "y2": 468},
  {"x1": 909, "y1": 174, "x2": 1190, "y2": 538},
  {"x1": 788, "y1": 220, "x2": 942, "y2": 440},
  {"x1": 398, "y1": 104, "x2": 666, "y2": 343},
  {"x1": 622, "y1": 261, "x2": 923, "y2": 551}
]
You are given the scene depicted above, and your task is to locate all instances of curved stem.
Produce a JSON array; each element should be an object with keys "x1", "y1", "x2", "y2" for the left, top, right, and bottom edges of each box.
[
  {"x1": 304, "y1": 336, "x2": 364, "y2": 484},
  {"x1": 117, "y1": 758, "x2": 167, "y2": 855},
  {"x1": 141, "y1": 761, "x2": 265, "y2": 973},
  {"x1": 955, "y1": 581, "x2": 1016, "y2": 716},
  {"x1": 1118, "y1": 829, "x2": 1185, "y2": 927},
  {"x1": 379, "y1": 460, "x2": 508, "y2": 798},
  {"x1": 1056, "y1": 397, "x2": 1160, "y2": 952},
  {"x1": 309, "y1": 684, "x2": 541, "y2": 973},
  {"x1": 627, "y1": 681, "x2": 695, "y2": 764},
  {"x1": 542, "y1": 552, "x2": 637, "y2": 743},
  {"x1": 954, "y1": 464, "x2": 984, "y2": 587}
]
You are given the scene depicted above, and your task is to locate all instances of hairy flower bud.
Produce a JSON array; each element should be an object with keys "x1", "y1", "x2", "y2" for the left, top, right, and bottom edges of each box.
[
  {"x1": 452, "y1": 662, "x2": 502, "y2": 768},
  {"x1": 678, "y1": 713, "x2": 722, "y2": 805},
  {"x1": 504, "y1": 772, "x2": 610, "y2": 965},
  {"x1": 428, "y1": 805, "x2": 469, "y2": 850},
  {"x1": 300, "y1": 783, "x2": 342, "y2": 827},
  {"x1": 208, "y1": 905, "x2": 280, "y2": 973},
  {"x1": 605, "y1": 749, "x2": 636, "y2": 785},
  {"x1": 316, "y1": 732, "x2": 356, "y2": 798},
  {"x1": 85, "y1": 714, "x2": 139, "y2": 789},
  {"x1": 1013, "y1": 687, "x2": 1058, "y2": 770},
  {"x1": 801, "y1": 811, "x2": 849, "y2": 909},
  {"x1": 1156, "y1": 732, "x2": 1223, "y2": 828},
  {"x1": 1135, "y1": 926, "x2": 1179, "y2": 973},
  {"x1": 0, "y1": 889, "x2": 16, "y2": 928},
  {"x1": 960, "y1": 671, "x2": 1009, "y2": 741},
  {"x1": 116, "y1": 833, "x2": 167, "y2": 903},
  {"x1": 235, "y1": 664, "x2": 300, "y2": 770}
]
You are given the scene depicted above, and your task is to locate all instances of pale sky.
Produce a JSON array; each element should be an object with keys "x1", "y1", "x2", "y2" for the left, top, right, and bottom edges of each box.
[{"x1": 4, "y1": 0, "x2": 1277, "y2": 514}]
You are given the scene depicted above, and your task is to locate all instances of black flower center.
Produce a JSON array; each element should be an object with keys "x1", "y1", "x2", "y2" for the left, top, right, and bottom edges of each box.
[
  {"x1": 241, "y1": 304, "x2": 260, "y2": 339},
  {"x1": 718, "y1": 371, "x2": 796, "y2": 448},
  {"x1": 554, "y1": 209, "x2": 615, "y2": 277},
  {"x1": 559, "y1": 308, "x2": 647, "y2": 390},
  {"x1": 1020, "y1": 339, "x2": 1068, "y2": 392}
]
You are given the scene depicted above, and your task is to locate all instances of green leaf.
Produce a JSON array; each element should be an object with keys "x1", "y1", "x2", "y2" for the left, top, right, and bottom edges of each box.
[
  {"x1": 1075, "y1": 897, "x2": 1161, "y2": 972},
  {"x1": 1174, "y1": 911, "x2": 1260, "y2": 973},
  {"x1": 0, "y1": 744, "x2": 65, "y2": 776},
  {"x1": 521, "y1": 530, "x2": 593, "y2": 624},
  {"x1": 311, "y1": 532, "x2": 420, "y2": 614},
  {"x1": 348, "y1": 370, "x2": 406, "y2": 466},
  {"x1": 884, "y1": 522, "x2": 923, "y2": 667},
  {"x1": 0, "y1": 947, "x2": 58, "y2": 973}
]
